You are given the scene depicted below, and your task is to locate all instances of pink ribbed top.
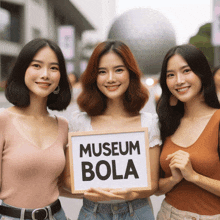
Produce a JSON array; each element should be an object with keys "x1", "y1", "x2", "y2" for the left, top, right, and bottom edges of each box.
[{"x1": 0, "y1": 109, "x2": 68, "y2": 208}]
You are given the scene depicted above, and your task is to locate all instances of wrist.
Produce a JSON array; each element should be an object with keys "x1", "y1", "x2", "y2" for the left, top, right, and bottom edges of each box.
[
  {"x1": 170, "y1": 176, "x2": 181, "y2": 185},
  {"x1": 190, "y1": 172, "x2": 200, "y2": 183}
]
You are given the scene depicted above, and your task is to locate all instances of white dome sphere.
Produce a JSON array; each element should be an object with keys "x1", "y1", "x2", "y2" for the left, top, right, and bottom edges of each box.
[{"x1": 108, "y1": 8, "x2": 176, "y2": 75}]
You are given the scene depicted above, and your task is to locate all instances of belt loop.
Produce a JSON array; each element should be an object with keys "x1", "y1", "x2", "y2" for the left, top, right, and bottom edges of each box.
[
  {"x1": 128, "y1": 201, "x2": 134, "y2": 217},
  {"x1": 168, "y1": 203, "x2": 172, "y2": 219},
  {"x1": 93, "y1": 203, "x2": 98, "y2": 213},
  {"x1": 20, "y1": 208, "x2": 25, "y2": 220},
  {"x1": 46, "y1": 205, "x2": 53, "y2": 220}
]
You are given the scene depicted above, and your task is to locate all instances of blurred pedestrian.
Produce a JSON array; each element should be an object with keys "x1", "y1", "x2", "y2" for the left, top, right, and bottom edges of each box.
[
  {"x1": 0, "y1": 38, "x2": 72, "y2": 220},
  {"x1": 156, "y1": 44, "x2": 220, "y2": 219},
  {"x1": 68, "y1": 73, "x2": 81, "y2": 102}
]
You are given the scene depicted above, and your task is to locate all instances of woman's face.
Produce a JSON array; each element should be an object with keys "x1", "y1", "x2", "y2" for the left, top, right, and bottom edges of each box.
[
  {"x1": 166, "y1": 54, "x2": 202, "y2": 104},
  {"x1": 25, "y1": 46, "x2": 60, "y2": 99},
  {"x1": 97, "y1": 51, "x2": 130, "y2": 101},
  {"x1": 214, "y1": 69, "x2": 220, "y2": 91}
]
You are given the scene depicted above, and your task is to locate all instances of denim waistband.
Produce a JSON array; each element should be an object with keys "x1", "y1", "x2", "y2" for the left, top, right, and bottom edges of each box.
[
  {"x1": 83, "y1": 198, "x2": 149, "y2": 214},
  {"x1": 161, "y1": 200, "x2": 220, "y2": 220}
]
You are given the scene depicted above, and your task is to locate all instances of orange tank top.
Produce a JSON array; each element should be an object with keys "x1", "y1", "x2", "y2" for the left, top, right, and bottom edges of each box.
[{"x1": 160, "y1": 109, "x2": 220, "y2": 215}]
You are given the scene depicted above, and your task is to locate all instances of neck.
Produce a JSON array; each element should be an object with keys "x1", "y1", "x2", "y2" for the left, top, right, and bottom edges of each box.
[
  {"x1": 104, "y1": 98, "x2": 130, "y2": 118},
  {"x1": 184, "y1": 96, "x2": 212, "y2": 118},
  {"x1": 22, "y1": 96, "x2": 49, "y2": 117}
]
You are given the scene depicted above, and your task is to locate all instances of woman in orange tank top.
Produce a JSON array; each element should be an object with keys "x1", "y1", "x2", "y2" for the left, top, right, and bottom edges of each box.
[{"x1": 156, "y1": 44, "x2": 220, "y2": 219}]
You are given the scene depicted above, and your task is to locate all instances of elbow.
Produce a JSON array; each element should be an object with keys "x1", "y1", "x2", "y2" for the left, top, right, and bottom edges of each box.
[
  {"x1": 154, "y1": 185, "x2": 166, "y2": 196},
  {"x1": 151, "y1": 181, "x2": 158, "y2": 195}
]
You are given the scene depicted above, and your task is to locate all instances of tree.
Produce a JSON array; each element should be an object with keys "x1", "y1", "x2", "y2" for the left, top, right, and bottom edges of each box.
[{"x1": 189, "y1": 23, "x2": 214, "y2": 69}]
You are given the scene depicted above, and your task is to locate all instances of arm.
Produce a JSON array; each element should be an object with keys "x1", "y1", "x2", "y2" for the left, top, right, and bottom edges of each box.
[
  {"x1": 58, "y1": 146, "x2": 83, "y2": 199},
  {"x1": 155, "y1": 167, "x2": 183, "y2": 196},
  {"x1": 168, "y1": 150, "x2": 220, "y2": 197}
]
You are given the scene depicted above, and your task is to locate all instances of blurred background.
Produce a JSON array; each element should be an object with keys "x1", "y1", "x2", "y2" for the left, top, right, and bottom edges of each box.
[{"x1": 1, "y1": 0, "x2": 220, "y2": 219}]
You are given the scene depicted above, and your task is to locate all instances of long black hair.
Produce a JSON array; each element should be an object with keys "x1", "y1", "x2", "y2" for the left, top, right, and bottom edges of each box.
[{"x1": 157, "y1": 44, "x2": 220, "y2": 145}]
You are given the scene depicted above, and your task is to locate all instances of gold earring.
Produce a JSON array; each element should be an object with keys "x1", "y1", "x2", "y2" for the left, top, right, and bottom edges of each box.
[{"x1": 169, "y1": 95, "x2": 178, "y2": 106}]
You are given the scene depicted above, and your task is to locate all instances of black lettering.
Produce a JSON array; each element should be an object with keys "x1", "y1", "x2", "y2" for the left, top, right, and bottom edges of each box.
[
  {"x1": 80, "y1": 144, "x2": 92, "y2": 157},
  {"x1": 96, "y1": 160, "x2": 111, "y2": 180},
  {"x1": 81, "y1": 162, "x2": 95, "y2": 181},
  {"x1": 112, "y1": 160, "x2": 123, "y2": 180},
  {"x1": 103, "y1": 142, "x2": 111, "y2": 156},
  {"x1": 119, "y1": 141, "x2": 129, "y2": 155},
  {"x1": 92, "y1": 143, "x2": 102, "y2": 157},
  {"x1": 112, "y1": 142, "x2": 119, "y2": 156},
  {"x1": 129, "y1": 141, "x2": 140, "y2": 155},
  {"x1": 124, "y1": 159, "x2": 139, "y2": 179}
]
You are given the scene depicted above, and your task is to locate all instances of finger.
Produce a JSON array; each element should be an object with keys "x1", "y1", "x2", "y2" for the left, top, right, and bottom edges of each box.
[
  {"x1": 167, "y1": 150, "x2": 189, "y2": 160},
  {"x1": 110, "y1": 188, "x2": 130, "y2": 195},
  {"x1": 169, "y1": 161, "x2": 183, "y2": 170},
  {"x1": 88, "y1": 187, "x2": 122, "y2": 197},
  {"x1": 87, "y1": 187, "x2": 111, "y2": 193},
  {"x1": 84, "y1": 191, "x2": 124, "y2": 202},
  {"x1": 169, "y1": 158, "x2": 184, "y2": 166}
]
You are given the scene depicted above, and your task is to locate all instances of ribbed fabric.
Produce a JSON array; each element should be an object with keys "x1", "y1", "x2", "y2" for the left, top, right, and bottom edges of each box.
[{"x1": 160, "y1": 109, "x2": 220, "y2": 215}]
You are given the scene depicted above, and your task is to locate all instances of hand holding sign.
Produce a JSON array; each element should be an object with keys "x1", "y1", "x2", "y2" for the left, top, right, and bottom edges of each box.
[{"x1": 84, "y1": 187, "x2": 125, "y2": 202}]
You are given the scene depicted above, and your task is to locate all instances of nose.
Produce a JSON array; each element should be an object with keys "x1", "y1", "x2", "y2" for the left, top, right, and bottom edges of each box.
[
  {"x1": 41, "y1": 67, "x2": 49, "y2": 79},
  {"x1": 176, "y1": 73, "x2": 185, "y2": 84},
  {"x1": 107, "y1": 71, "x2": 116, "y2": 82}
]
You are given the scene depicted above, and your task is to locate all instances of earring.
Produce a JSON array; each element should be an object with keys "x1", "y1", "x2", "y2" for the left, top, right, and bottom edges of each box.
[
  {"x1": 53, "y1": 86, "x2": 60, "y2": 94},
  {"x1": 169, "y1": 95, "x2": 178, "y2": 106}
]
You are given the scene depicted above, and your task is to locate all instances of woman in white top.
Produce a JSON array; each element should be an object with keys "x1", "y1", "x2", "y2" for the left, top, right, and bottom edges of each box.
[{"x1": 68, "y1": 40, "x2": 161, "y2": 220}]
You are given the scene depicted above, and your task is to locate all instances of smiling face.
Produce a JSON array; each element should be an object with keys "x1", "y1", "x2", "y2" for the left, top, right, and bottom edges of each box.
[
  {"x1": 25, "y1": 46, "x2": 60, "y2": 99},
  {"x1": 97, "y1": 51, "x2": 130, "y2": 101},
  {"x1": 166, "y1": 54, "x2": 202, "y2": 104}
]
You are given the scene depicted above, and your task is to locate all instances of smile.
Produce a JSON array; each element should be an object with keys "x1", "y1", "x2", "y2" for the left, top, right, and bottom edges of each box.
[
  {"x1": 105, "y1": 85, "x2": 120, "y2": 91},
  {"x1": 35, "y1": 82, "x2": 51, "y2": 87},
  {"x1": 176, "y1": 86, "x2": 190, "y2": 93}
]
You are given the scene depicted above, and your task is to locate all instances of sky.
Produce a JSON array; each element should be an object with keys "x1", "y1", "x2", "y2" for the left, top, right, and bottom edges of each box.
[{"x1": 115, "y1": 0, "x2": 213, "y2": 45}]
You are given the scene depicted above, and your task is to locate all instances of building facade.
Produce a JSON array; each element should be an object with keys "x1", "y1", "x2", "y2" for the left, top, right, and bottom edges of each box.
[{"x1": 0, "y1": 0, "x2": 94, "y2": 83}]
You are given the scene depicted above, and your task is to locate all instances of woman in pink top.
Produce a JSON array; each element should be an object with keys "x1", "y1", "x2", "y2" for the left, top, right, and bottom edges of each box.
[
  {"x1": 0, "y1": 38, "x2": 71, "y2": 219},
  {"x1": 156, "y1": 44, "x2": 220, "y2": 219}
]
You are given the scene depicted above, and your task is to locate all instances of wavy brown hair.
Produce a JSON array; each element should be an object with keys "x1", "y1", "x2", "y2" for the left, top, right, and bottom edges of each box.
[{"x1": 77, "y1": 40, "x2": 149, "y2": 116}]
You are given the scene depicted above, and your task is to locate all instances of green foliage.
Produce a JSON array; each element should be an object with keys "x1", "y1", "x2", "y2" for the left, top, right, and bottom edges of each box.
[{"x1": 189, "y1": 23, "x2": 214, "y2": 69}]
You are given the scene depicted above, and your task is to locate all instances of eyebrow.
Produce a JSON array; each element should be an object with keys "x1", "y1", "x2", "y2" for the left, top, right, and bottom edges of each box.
[
  {"x1": 98, "y1": 65, "x2": 125, "y2": 70},
  {"x1": 32, "y1": 59, "x2": 59, "y2": 66},
  {"x1": 167, "y1": 65, "x2": 189, "y2": 73}
]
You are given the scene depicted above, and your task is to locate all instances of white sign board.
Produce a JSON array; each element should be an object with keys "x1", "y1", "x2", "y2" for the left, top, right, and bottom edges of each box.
[
  {"x1": 58, "y1": 25, "x2": 75, "y2": 59},
  {"x1": 68, "y1": 128, "x2": 151, "y2": 194},
  {"x1": 212, "y1": 0, "x2": 220, "y2": 46}
]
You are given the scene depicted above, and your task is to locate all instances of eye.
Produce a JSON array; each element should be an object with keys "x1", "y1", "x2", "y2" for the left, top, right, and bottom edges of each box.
[
  {"x1": 51, "y1": 66, "x2": 59, "y2": 71},
  {"x1": 32, "y1": 63, "x2": 40, "y2": 68},
  {"x1": 98, "y1": 70, "x2": 106, "y2": 75},
  {"x1": 115, "y1": 68, "x2": 123, "y2": 73},
  {"x1": 183, "y1": 68, "x2": 191, "y2": 74},
  {"x1": 166, "y1": 72, "x2": 174, "y2": 78}
]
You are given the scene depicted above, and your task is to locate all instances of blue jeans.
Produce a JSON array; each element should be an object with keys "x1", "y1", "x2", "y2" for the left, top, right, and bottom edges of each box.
[
  {"x1": 0, "y1": 201, "x2": 68, "y2": 220},
  {"x1": 77, "y1": 198, "x2": 155, "y2": 220}
]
